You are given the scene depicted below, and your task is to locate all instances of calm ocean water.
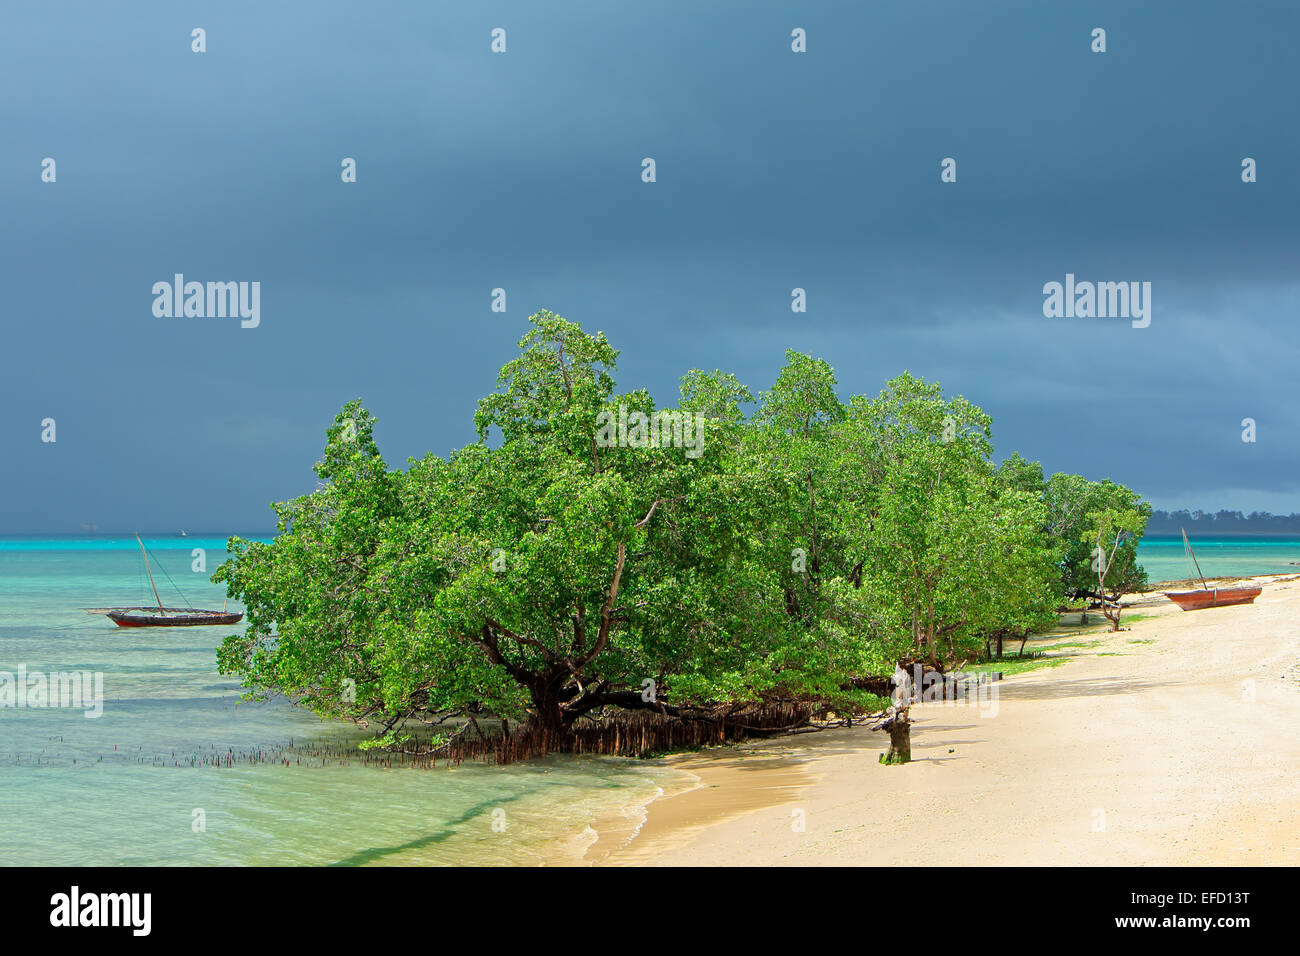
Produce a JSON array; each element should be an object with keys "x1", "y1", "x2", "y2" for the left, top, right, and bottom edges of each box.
[
  {"x1": 1136, "y1": 536, "x2": 1300, "y2": 584},
  {"x1": 4, "y1": 534, "x2": 1295, "y2": 865},
  {"x1": 0, "y1": 536, "x2": 685, "y2": 866}
]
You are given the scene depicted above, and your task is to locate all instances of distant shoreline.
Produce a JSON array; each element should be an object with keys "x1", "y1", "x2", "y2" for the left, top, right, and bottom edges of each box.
[
  {"x1": 0, "y1": 532, "x2": 274, "y2": 538},
  {"x1": 1143, "y1": 532, "x2": 1300, "y2": 539},
  {"x1": 1147, "y1": 572, "x2": 1300, "y2": 589},
  {"x1": 0, "y1": 534, "x2": 274, "y2": 552}
]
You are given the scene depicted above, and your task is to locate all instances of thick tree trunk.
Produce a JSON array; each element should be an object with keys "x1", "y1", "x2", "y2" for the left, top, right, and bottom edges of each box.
[{"x1": 527, "y1": 675, "x2": 572, "y2": 745}]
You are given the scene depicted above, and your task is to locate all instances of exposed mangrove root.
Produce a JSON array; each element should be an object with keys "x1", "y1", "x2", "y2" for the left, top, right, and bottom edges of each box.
[{"x1": 438, "y1": 701, "x2": 818, "y2": 765}]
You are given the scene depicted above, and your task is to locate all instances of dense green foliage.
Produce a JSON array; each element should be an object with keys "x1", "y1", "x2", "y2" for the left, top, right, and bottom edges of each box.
[
  {"x1": 214, "y1": 311, "x2": 1151, "y2": 751},
  {"x1": 1045, "y1": 472, "x2": 1151, "y2": 623}
]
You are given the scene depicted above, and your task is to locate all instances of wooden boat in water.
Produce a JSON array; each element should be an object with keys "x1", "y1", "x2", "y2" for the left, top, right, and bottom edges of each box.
[
  {"x1": 107, "y1": 607, "x2": 244, "y2": 628},
  {"x1": 1163, "y1": 529, "x2": 1263, "y2": 611},
  {"x1": 96, "y1": 534, "x2": 243, "y2": 628}
]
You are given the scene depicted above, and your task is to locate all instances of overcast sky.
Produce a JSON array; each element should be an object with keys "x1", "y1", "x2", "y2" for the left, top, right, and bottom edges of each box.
[{"x1": 2, "y1": 0, "x2": 1297, "y2": 533}]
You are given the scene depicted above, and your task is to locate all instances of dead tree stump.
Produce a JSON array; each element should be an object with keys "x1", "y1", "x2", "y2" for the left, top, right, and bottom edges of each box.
[{"x1": 879, "y1": 706, "x2": 912, "y2": 765}]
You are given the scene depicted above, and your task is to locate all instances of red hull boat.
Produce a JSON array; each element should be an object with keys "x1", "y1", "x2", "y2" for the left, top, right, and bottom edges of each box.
[
  {"x1": 93, "y1": 534, "x2": 243, "y2": 628},
  {"x1": 1163, "y1": 585, "x2": 1262, "y2": 611},
  {"x1": 107, "y1": 607, "x2": 244, "y2": 628},
  {"x1": 1163, "y1": 529, "x2": 1263, "y2": 611}
]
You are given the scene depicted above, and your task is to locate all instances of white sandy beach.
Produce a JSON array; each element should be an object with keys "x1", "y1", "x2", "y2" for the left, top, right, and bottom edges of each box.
[{"x1": 589, "y1": 574, "x2": 1300, "y2": 866}]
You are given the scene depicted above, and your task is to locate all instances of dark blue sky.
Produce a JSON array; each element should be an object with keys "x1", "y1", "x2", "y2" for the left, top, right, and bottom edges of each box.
[{"x1": 3, "y1": 0, "x2": 1297, "y2": 533}]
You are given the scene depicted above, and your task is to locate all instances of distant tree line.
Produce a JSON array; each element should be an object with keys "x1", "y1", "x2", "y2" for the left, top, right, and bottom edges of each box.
[{"x1": 1146, "y1": 510, "x2": 1300, "y2": 536}]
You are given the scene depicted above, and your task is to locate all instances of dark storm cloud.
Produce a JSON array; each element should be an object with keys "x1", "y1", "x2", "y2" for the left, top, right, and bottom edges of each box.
[{"x1": 2, "y1": 0, "x2": 1296, "y2": 532}]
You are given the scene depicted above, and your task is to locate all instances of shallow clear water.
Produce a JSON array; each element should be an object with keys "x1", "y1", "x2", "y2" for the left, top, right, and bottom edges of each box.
[
  {"x1": 1136, "y1": 536, "x2": 1300, "y2": 584},
  {"x1": 8, "y1": 534, "x2": 1292, "y2": 865},
  {"x1": 0, "y1": 538, "x2": 683, "y2": 866}
]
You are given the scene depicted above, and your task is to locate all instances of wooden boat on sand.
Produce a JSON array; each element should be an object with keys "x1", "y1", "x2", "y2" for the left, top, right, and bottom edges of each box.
[
  {"x1": 1163, "y1": 585, "x2": 1262, "y2": 611},
  {"x1": 1163, "y1": 529, "x2": 1263, "y2": 611}
]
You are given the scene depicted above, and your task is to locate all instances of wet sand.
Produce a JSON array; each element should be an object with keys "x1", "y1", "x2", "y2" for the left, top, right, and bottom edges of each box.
[
  {"x1": 582, "y1": 747, "x2": 817, "y2": 865},
  {"x1": 591, "y1": 573, "x2": 1300, "y2": 866}
]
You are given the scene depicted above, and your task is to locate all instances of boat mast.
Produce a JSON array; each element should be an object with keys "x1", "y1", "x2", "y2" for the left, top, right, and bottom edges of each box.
[
  {"x1": 1181, "y1": 527, "x2": 1208, "y2": 590},
  {"x1": 136, "y1": 533, "x2": 166, "y2": 616}
]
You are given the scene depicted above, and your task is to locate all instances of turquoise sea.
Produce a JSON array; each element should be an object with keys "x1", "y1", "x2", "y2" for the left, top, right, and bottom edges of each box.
[
  {"x1": 4, "y1": 534, "x2": 1296, "y2": 866},
  {"x1": 1135, "y1": 536, "x2": 1300, "y2": 584},
  {"x1": 0, "y1": 536, "x2": 686, "y2": 866}
]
